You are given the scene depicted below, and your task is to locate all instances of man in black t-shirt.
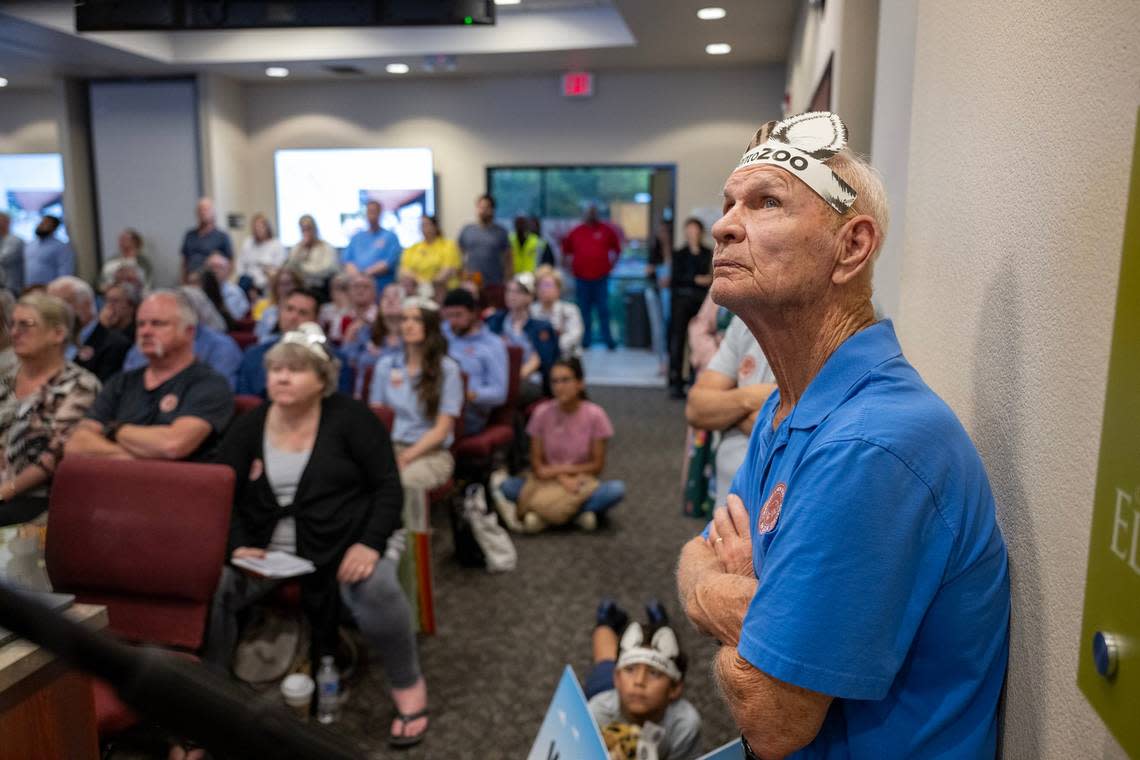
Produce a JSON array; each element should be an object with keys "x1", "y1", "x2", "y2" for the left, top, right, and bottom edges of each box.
[{"x1": 65, "y1": 290, "x2": 233, "y2": 462}]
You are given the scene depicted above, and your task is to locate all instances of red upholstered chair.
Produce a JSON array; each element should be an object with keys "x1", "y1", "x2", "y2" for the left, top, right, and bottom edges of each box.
[
  {"x1": 229, "y1": 330, "x2": 258, "y2": 350},
  {"x1": 45, "y1": 457, "x2": 235, "y2": 737},
  {"x1": 354, "y1": 363, "x2": 375, "y2": 402},
  {"x1": 451, "y1": 345, "x2": 521, "y2": 464},
  {"x1": 371, "y1": 404, "x2": 395, "y2": 432},
  {"x1": 233, "y1": 394, "x2": 264, "y2": 417}
]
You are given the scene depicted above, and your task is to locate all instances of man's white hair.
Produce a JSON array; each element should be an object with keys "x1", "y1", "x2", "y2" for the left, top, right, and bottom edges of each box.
[
  {"x1": 147, "y1": 288, "x2": 199, "y2": 329},
  {"x1": 826, "y1": 149, "x2": 891, "y2": 254},
  {"x1": 49, "y1": 275, "x2": 96, "y2": 309}
]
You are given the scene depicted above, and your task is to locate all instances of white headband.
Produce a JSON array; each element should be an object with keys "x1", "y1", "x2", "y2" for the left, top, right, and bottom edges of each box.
[
  {"x1": 402, "y1": 295, "x2": 439, "y2": 312},
  {"x1": 735, "y1": 111, "x2": 857, "y2": 215},
  {"x1": 616, "y1": 623, "x2": 682, "y2": 682},
  {"x1": 280, "y1": 321, "x2": 332, "y2": 360}
]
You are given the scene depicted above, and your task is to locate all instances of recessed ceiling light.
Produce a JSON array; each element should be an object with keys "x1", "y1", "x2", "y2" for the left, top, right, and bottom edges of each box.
[
  {"x1": 386, "y1": 63, "x2": 410, "y2": 74},
  {"x1": 0, "y1": 77, "x2": 8, "y2": 88},
  {"x1": 495, "y1": 0, "x2": 522, "y2": 5},
  {"x1": 705, "y1": 43, "x2": 732, "y2": 55},
  {"x1": 265, "y1": 66, "x2": 290, "y2": 78},
  {"x1": 697, "y1": 7, "x2": 726, "y2": 20}
]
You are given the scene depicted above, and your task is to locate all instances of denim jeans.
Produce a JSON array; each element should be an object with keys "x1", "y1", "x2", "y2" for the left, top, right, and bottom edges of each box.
[
  {"x1": 499, "y1": 476, "x2": 625, "y2": 515},
  {"x1": 576, "y1": 276, "x2": 615, "y2": 349}
]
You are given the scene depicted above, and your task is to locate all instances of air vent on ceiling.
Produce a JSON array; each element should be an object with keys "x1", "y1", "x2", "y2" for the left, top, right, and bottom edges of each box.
[{"x1": 324, "y1": 65, "x2": 366, "y2": 76}]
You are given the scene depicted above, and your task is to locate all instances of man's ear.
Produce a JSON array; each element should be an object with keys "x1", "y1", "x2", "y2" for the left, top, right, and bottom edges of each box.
[{"x1": 832, "y1": 215, "x2": 879, "y2": 285}]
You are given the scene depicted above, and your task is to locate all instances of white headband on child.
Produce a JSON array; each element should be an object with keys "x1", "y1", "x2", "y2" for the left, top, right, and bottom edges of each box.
[
  {"x1": 616, "y1": 622, "x2": 682, "y2": 682},
  {"x1": 735, "y1": 111, "x2": 857, "y2": 215}
]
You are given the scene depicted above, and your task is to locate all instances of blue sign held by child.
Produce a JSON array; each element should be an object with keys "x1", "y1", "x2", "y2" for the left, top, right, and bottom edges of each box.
[{"x1": 527, "y1": 666, "x2": 609, "y2": 760}]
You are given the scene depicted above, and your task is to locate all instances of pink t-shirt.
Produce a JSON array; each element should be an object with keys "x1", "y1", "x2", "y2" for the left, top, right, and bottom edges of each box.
[{"x1": 526, "y1": 399, "x2": 614, "y2": 466}]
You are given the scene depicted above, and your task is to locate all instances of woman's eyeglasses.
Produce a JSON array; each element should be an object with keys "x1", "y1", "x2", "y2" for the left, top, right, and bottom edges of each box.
[{"x1": 8, "y1": 319, "x2": 40, "y2": 333}]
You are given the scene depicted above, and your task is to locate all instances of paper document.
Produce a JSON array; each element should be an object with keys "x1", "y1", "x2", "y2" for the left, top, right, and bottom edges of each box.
[{"x1": 232, "y1": 551, "x2": 316, "y2": 579}]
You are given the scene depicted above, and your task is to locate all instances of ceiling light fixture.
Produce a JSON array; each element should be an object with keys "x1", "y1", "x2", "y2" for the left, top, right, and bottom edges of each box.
[
  {"x1": 386, "y1": 63, "x2": 410, "y2": 74},
  {"x1": 495, "y1": 0, "x2": 522, "y2": 5},
  {"x1": 697, "y1": 7, "x2": 726, "y2": 20},
  {"x1": 265, "y1": 66, "x2": 290, "y2": 78},
  {"x1": 0, "y1": 77, "x2": 8, "y2": 88},
  {"x1": 705, "y1": 43, "x2": 732, "y2": 55}
]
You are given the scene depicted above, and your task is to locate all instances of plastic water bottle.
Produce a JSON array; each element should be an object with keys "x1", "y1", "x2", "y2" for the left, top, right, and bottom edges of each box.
[{"x1": 316, "y1": 655, "x2": 340, "y2": 724}]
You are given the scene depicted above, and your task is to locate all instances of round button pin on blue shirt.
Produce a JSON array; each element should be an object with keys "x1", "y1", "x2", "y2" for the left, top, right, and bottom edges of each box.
[{"x1": 1092, "y1": 631, "x2": 1118, "y2": 679}]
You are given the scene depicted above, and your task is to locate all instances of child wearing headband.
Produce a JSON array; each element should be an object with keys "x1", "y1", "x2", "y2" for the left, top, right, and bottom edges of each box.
[{"x1": 584, "y1": 600, "x2": 701, "y2": 760}]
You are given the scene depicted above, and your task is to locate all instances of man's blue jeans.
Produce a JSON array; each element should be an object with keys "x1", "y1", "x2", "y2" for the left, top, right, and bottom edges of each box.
[{"x1": 576, "y1": 276, "x2": 615, "y2": 349}]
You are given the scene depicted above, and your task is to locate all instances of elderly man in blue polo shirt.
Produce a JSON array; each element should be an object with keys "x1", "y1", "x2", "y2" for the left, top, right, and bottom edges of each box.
[
  {"x1": 344, "y1": 200, "x2": 403, "y2": 292},
  {"x1": 676, "y1": 112, "x2": 1010, "y2": 759},
  {"x1": 440, "y1": 288, "x2": 508, "y2": 435}
]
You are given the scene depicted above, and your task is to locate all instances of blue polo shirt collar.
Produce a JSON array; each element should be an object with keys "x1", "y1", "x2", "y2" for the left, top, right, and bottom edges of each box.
[{"x1": 785, "y1": 319, "x2": 903, "y2": 430}]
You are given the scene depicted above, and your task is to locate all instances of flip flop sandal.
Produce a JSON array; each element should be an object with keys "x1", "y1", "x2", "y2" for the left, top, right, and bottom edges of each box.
[{"x1": 388, "y1": 708, "x2": 430, "y2": 749}]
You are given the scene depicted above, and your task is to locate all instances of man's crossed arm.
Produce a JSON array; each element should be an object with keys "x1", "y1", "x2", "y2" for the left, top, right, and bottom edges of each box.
[{"x1": 676, "y1": 495, "x2": 832, "y2": 759}]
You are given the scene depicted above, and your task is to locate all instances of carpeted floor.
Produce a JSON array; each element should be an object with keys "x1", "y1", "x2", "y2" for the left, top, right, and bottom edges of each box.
[{"x1": 111, "y1": 386, "x2": 736, "y2": 759}]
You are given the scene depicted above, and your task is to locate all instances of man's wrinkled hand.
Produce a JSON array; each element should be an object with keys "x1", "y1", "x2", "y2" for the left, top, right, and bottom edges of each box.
[{"x1": 708, "y1": 494, "x2": 755, "y2": 577}]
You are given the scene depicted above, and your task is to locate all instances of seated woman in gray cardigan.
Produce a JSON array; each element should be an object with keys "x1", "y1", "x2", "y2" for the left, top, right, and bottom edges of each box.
[{"x1": 202, "y1": 323, "x2": 429, "y2": 749}]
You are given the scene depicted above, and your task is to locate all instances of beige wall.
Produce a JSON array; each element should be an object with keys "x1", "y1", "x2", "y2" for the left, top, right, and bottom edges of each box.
[
  {"x1": 894, "y1": 0, "x2": 1139, "y2": 756},
  {"x1": 784, "y1": 0, "x2": 879, "y2": 156},
  {"x1": 242, "y1": 67, "x2": 784, "y2": 243},
  {"x1": 867, "y1": 0, "x2": 918, "y2": 319},
  {"x1": 198, "y1": 74, "x2": 249, "y2": 243},
  {"x1": 0, "y1": 89, "x2": 60, "y2": 154}
]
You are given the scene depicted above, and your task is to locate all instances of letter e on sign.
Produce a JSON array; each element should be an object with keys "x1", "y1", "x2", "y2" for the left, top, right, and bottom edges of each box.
[{"x1": 562, "y1": 72, "x2": 593, "y2": 98}]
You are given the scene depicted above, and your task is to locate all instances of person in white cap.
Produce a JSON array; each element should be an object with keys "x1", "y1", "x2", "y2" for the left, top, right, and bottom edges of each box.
[{"x1": 677, "y1": 112, "x2": 1010, "y2": 758}]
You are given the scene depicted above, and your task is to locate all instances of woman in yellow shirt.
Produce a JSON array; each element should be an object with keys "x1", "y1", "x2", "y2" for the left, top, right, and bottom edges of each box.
[{"x1": 399, "y1": 216, "x2": 461, "y2": 301}]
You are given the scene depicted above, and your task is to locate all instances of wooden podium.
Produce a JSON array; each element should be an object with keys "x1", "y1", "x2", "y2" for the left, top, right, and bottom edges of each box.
[{"x1": 0, "y1": 604, "x2": 108, "y2": 760}]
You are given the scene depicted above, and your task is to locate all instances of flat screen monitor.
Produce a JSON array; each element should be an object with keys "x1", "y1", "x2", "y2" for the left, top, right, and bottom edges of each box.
[
  {"x1": 274, "y1": 148, "x2": 435, "y2": 249},
  {"x1": 0, "y1": 153, "x2": 69, "y2": 243}
]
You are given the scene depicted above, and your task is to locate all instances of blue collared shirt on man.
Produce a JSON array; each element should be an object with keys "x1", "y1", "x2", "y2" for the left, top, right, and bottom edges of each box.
[
  {"x1": 122, "y1": 325, "x2": 243, "y2": 390},
  {"x1": 442, "y1": 322, "x2": 508, "y2": 435},
  {"x1": 181, "y1": 227, "x2": 233, "y2": 274},
  {"x1": 222, "y1": 280, "x2": 250, "y2": 318},
  {"x1": 343, "y1": 227, "x2": 402, "y2": 291},
  {"x1": 24, "y1": 235, "x2": 75, "y2": 286},
  {"x1": 714, "y1": 319, "x2": 1009, "y2": 758},
  {"x1": 65, "y1": 318, "x2": 100, "y2": 362}
]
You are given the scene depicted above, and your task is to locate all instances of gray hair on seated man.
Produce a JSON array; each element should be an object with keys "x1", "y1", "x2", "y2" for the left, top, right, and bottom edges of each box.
[
  {"x1": 47, "y1": 276, "x2": 96, "y2": 310},
  {"x1": 149, "y1": 288, "x2": 200, "y2": 329}
]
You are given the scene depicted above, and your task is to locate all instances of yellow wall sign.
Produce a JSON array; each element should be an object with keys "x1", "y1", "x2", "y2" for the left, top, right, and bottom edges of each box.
[{"x1": 1077, "y1": 111, "x2": 1140, "y2": 754}]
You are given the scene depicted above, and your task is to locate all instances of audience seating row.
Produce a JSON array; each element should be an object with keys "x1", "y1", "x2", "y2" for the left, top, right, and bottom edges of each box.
[{"x1": 39, "y1": 344, "x2": 527, "y2": 742}]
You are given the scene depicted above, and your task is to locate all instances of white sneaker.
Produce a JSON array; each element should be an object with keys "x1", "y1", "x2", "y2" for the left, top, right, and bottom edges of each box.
[
  {"x1": 574, "y1": 512, "x2": 598, "y2": 531},
  {"x1": 523, "y1": 512, "x2": 547, "y2": 534},
  {"x1": 488, "y1": 471, "x2": 525, "y2": 532}
]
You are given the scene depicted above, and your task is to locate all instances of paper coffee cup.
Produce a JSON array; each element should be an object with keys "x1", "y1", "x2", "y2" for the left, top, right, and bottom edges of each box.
[{"x1": 280, "y1": 674, "x2": 314, "y2": 721}]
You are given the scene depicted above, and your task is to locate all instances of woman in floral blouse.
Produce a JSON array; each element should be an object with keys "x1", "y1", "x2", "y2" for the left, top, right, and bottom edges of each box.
[{"x1": 0, "y1": 293, "x2": 100, "y2": 526}]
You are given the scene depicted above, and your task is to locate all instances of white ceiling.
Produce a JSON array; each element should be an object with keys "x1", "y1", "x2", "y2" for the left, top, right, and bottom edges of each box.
[{"x1": 0, "y1": 0, "x2": 797, "y2": 88}]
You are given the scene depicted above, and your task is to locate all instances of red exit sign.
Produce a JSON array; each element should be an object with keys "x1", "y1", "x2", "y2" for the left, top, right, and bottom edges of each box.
[{"x1": 561, "y1": 71, "x2": 594, "y2": 98}]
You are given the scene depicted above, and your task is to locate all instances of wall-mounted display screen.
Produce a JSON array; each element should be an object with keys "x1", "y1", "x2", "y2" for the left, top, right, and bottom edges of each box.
[
  {"x1": 274, "y1": 148, "x2": 435, "y2": 249},
  {"x1": 0, "y1": 153, "x2": 69, "y2": 243}
]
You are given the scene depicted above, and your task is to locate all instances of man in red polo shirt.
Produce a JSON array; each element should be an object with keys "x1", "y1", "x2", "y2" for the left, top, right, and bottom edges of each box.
[{"x1": 561, "y1": 205, "x2": 622, "y2": 350}]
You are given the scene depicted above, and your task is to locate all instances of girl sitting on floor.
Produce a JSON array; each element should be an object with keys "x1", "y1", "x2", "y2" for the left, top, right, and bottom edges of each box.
[{"x1": 493, "y1": 357, "x2": 624, "y2": 532}]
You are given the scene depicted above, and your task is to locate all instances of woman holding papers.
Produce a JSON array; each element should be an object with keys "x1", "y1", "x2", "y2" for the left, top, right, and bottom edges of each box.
[{"x1": 205, "y1": 322, "x2": 430, "y2": 749}]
